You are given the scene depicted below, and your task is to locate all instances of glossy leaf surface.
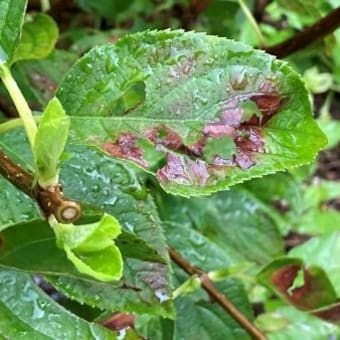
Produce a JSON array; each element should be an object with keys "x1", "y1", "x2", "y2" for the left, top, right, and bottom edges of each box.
[
  {"x1": 0, "y1": 268, "x2": 116, "y2": 339},
  {"x1": 57, "y1": 30, "x2": 326, "y2": 196},
  {"x1": 34, "y1": 97, "x2": 69, "y2": 186},
  {"x1": 13, "y1": 13, "x2": 58, "y2": 63},
  {"x1": 0, "y1": 0, "x2": 27, "y2": 65}
]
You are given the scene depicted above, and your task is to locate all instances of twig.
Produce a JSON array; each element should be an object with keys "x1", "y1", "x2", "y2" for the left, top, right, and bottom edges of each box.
[
  {"x1": 168, "y1": 248, "x2": 267, "y2": 340},
  {"x1": 254, "y1": 0, "x2": 273, "y2": 22},
  {"x1": 265, "y1": 6, "x2": 340, "y2": 58},
  {"x1": 0, "y1": 148, "x2": 81, "y2": 223}
]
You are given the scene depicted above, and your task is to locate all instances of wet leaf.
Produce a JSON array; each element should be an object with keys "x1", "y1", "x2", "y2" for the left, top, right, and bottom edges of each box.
[
  {"x1": 137, "y1": 279, "x2": 253, "y2": 340},
  {"x1": 0, "y1": 218, "x2": 173, "y2": 317},
  {"x1": 57, "y1": 30, "x2": 326, "y2": 196},
  {"x1": 160, "y1": 189, "x2": 284, "y2": 267},
  {"x1": 0, "y1": 131, "x2": 173, "y2": 317},
  {"x1": 34, "y1": 97, "x2": 70, "y2": 186},
  {"x1": 13, "y1": 13, "x2": 58, "y2": 63},
  {"x1": 52, "y1": 213, "x2": 123, "y2": 282},
  {"x1": 0, "y1": 268, "x2": 116, "y2": 339},
  {"x1": 0, "y1": 0, "x2": 27, "y2": 65}
]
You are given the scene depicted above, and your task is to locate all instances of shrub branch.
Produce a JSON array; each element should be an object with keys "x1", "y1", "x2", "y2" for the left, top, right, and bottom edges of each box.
[
  {"x1": 265, "y1": 6, "x2": 340, "y2": 58},
  {"x1": 0, "y1": 148, "x2": 81, "y2": 223},
  {"x1": 168, "y1": 247, "x2": 267, "y2": 340}
]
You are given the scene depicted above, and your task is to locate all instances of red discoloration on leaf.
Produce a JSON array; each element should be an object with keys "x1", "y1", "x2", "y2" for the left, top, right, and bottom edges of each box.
[
  {"x1": 102, "y1": 133, "x2": 148, "y2": 168},
  {"x1": 157, "y1": 153, "x2": 190, "y2": 185},
  {"x1": 145, "y1": 127, "x2": 184, "y2": 151},
  {"x1": 234, "y1": 127, "x2": 264, "y2": 169},
  {"x1": 271, "y1": 264, "x2": 334, "y2": 310},
  {"x1": 203, "y1": 123, "x2": 235, "y2": 138},
  {"x1": 272, "y1": 265, "x2": 311, "y2": 308},
  {"x1": 157, "y1": 153, "x2": 209, "y2": 186},
  {"x1": 221, "y1": 107, "x2": 243, "y2": 127},
  {"x1": 101, "y1": 312, "x2": 135, "y2": 331},
  {"x1": 313, "y1": 304, "x2": 340, "y2": 324},
  {"x1": 251, "y1": 94, "x2": 282, "y2": 117}
]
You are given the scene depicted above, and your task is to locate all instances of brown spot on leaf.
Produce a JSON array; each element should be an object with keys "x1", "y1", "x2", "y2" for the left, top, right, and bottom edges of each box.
[
  {"x1": 157, "y1": 153, "x2": 209, "y2": 186},
  {"x1": 234, "y1": 127, "x2": 264, "y2": 169},
  {"x1": 271, "y1": 265, "x2": 335, "y2": 310},
  {"x1": 251, "y1": 94, "x2": 282, "y2": 117},
  {"x1": 101, "y1": 312, "x2": 135, "y2": 331},
  {"x1": 102, "y1": 133, "x2": 148, "y2": 168},
  {"x1": 0, "y1": 236, "x2": 3, "y2": 249},
  {"x1": 313, "y1": 303, "x2": 340, "y2": 324},
  {"x1": 203, "y1": 123, "x2": 235, "y2": 138},
  {"x1": 145, "y1": 127, "x2": 184, "y2": 151}
]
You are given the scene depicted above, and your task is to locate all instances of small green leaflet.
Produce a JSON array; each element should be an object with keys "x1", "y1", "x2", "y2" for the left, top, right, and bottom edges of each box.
[
  {"x1": 57, "y1": 30, "x2": 326, "y2": 196},
  {"x1": 51, "y1": 213, "x2": 123, "y2": 282},
  {"x1": 34, "y1": 97, "x2": 70, "y2": 186},
  {"x1": 13, "y1": 13, "x2": 59, "y2": 63}
]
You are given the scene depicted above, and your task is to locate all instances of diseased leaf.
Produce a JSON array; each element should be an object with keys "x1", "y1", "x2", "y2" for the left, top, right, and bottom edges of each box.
[
  {"x1": 13, "y1": 13, "x2": 58, "y2": 63},
  {"x1": 57, "y1": 30, "x2": 326, "y2": 196},
  {"x1": 0, "y1": 268, "x2": 116, "y2": 339},
  {"x1": 34, "y1": 97, "x2": 70, "y2": 186},
  {"x1": 0, "y1": 131, "x2": 173, "y2": 317},
  {"x1": 0, "y1": 0, "x2": 27, "y2": 65},
  {"x1": 257, "y1": 257, "x2": 338, "y2": 311},
  {"x1": 289, "y1": 232, "x2": 340, "y2": 296}
]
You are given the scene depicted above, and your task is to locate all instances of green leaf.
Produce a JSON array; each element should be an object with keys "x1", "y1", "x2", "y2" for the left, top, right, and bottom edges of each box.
[
  {"x1": 0, "y1": 219, "x2": 173, "y2": 317},
  {"x1": 34, "y1": 97, "x2": 70, "y2": 186},
  {"x1": 256, "y1": 307, "x2": 340, "y2": 340},
  {"x1": 57, "y1": 30, "x2": 326, "y2": 196},
  {"x1": 13, "y1": 13, "x2": 59, "y2": 63},
  {"x1": 16, "y1": 49, "x2": 78, "y2": 105},
  {"x1": 52, "y1": 213, "x2": 123, "y2": 282},
  {"x1": 0, "y1": 0, "x2": 27, "y2": 65},
  {"x1": 161, "y1": 189, "x2": 284, "y2": 266},
  {"x1": 0, "y1": 268, "x2": 116, "y2": 339},
  {"x1": 137, "y1": 279, "x2": 253, "y2": 340},
  {"x1": 0, "y1": 131, "x2": 174, "y2": 317}
]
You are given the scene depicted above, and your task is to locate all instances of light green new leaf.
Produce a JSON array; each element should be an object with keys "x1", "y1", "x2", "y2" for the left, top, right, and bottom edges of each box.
[
  {"x1": 0, "y1": 268, "x2": 116, "y2": 339},
  {"x1": 34, "y1": 97, "x2": 70, "y2": 186},
  {"x1": 0, "y1": 0, "x2": 27, "y2": 65},
  {"x1": 13, "y1": 13, "x2": 58, "y2": 63},
  {"x1": 57, "y1": 30, "x2": 326, "y2": 196},
  {"x1": 52, "y1": 213, "x2": 123, "y2": 281}
]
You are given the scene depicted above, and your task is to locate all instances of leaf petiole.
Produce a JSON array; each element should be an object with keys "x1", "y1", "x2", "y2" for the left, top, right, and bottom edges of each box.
[{"x1": 0, "y1": 64, "x2": 38, "y2": 149}]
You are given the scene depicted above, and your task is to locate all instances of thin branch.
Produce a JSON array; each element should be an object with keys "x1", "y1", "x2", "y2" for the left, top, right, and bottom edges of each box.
[
  {"x1": 254, "y1": 0, "x2": 273, "y2": 22},
  {"x1": 265, "y1": 6, "x2": 340, "y2": 58},
  {"x1": 168, "y1": 248, "x2": 267, "y2": 340},
  {"x1": 0, "y1": 148, "x2": 81, "y2": 223}
]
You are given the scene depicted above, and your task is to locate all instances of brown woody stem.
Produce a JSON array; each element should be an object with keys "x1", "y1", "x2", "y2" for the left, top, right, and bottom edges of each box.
[
  {"x1": 169, "y1": 247, "x2": 267, "y2": 340},
  {"x1": 265, "y1": 6, "x2": 340, "y2": 58},
  {"x1": 0, "y1": 148, "x2": 81, "y2": 223}
]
